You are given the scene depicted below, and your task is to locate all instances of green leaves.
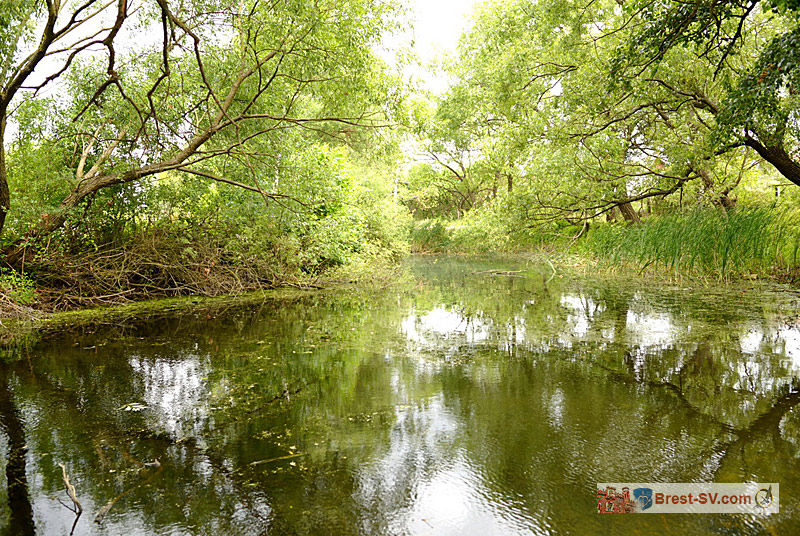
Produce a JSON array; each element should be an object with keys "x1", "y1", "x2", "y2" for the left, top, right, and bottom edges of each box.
[
  {"x1": 718, "y1": 25, "x2": 800, "y2": 140},
  {"x1": 765, "y1": 0, "x2": 800, "y2": 13},
  {"x1": 0, "y1": 0, "x2": 39, "y2": 86},
  {"x1": 0, "y1": 0, "x2": 411, "y2": 256}
]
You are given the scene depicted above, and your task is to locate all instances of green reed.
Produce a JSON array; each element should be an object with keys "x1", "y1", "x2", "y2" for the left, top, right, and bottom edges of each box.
[{"x1": 585, "y1": 206, "x2": 800, "y2": 281}]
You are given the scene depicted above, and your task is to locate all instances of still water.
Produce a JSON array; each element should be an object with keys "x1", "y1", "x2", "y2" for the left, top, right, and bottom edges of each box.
[{"x1": 1, "y1": 256, "x2": 800, "y2": 535}]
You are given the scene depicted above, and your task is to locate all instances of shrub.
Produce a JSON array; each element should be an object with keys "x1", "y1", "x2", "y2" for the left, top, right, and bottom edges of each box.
[
  {"x1": 0, "y1": 269, "x2": 39, "y2": 306},
  {"x1": 410, "y1": 219, "x2": 452, "y2": 252}
]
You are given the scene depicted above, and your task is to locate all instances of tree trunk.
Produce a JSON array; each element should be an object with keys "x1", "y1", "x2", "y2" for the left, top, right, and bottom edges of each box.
[
  {"x1": 694, "y1": 166, "x2": 736, "y2": 210},
  {"x1": 745, "y1": 135, "x2": 800, "y2": 187},
  {"x1": 618, "y1": 201, "x2": 640, "y2": 223},
  {"x1": 0, "y1": 118, "x2": 9, "y2": 240},
  {"x1": 718, "y1": 193, "x2": 736, "y2": 211}
]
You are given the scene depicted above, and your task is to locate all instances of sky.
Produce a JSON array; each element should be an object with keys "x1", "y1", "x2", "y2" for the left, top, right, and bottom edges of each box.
[
  {"x1": 410, "y1": 0, "x2": 483, "y2": 62},
  {"x1": 389, "y1": 0, "x2": 484, "y2": 94}
]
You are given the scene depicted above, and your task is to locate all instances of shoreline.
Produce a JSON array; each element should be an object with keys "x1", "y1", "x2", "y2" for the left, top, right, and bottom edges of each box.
[{"x1": 3, "y1": 251, "x2": 798, "y2": 357}]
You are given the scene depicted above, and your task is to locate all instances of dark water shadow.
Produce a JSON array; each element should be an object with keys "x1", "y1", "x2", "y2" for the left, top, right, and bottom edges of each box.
[{"x1": 0, "y1": 365, "x2": 34, "y2": 536}]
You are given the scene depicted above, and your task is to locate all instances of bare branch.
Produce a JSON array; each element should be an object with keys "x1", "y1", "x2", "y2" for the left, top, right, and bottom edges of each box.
[{"x1": 177, "y1": 167, "x2": 308, "y2": 207}]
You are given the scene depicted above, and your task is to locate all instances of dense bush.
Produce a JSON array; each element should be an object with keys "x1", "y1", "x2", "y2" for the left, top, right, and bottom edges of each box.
[
  {"x1": 1, "y1": 142, "x2": 411, "y2": 309},
  {"x1": 0, "y1": 269, "x2": 38, "y2": 307}
]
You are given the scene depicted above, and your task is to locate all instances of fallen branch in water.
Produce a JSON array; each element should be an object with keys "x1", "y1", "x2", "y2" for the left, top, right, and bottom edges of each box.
[
  {"x1": 58, "y1": 463, "x2": 83, "y2": 514},
  {"x1": 58, "y1": 463, "x2": 83, "y2": 536},
  {"x1": 470, "y1": 269, "x2": 527, "y2": 277},
  {"x1": 95, "y1": 462, "x2": 163, "y2": 524},
  {"x1": 248, "y1": 453, "x2": 305, "y2": 467},
  {"x1": 544, "y1": 257, "x2": 557, "y2": 283}
]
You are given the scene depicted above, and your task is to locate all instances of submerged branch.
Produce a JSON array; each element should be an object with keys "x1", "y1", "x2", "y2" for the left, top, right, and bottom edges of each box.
[
  {"x1": 470, "y1": 269, "x2": 527, "y2": 277},
  {"x1": 94, "y1": 462, "x2": 163, "y2": 524},
  {"x1": 58, "y1": 463, "x2": 83, "y2": 514}
]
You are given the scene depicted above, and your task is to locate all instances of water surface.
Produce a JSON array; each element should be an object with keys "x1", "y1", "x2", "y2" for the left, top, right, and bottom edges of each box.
[{"x1": 2, "y1": 256, "x2": 800, "y2": 535}]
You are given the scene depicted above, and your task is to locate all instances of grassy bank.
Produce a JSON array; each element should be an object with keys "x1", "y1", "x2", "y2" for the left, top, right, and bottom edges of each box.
[
  {"x1": 0, "y1": 288, "x2": 312, "y2": 360},
  {"x1": 410, "y1": 206, "x2": 800, "y2": 283},
  {"x1": 582, "y1": 206, "x2": 800, "y2": 282}
]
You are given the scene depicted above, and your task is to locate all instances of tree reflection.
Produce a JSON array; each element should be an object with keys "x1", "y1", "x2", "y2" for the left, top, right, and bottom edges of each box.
[
  {"x1": 0, "y1": 366, "x2": 34, "y2": 536},
  {"x1": 0, "y1": 257, "x2": 798, "y2": 534}
]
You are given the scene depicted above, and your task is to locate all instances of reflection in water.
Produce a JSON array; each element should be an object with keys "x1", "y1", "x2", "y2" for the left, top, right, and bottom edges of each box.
[
  {"x1": 1, "y1": 256, "x2": 800, "y2": 535},
  {"x1": 560, "y1": 294, "x2": 602, "y2": 338},
  {"x1": 777, "y1": 326, "x2": 800, "y2": 369},
  {"x1": 741, "y1": 329, "x2": 765, "y2": 354},
  {"x1": 625, "y1": 309, "x2": 675, "y2": 349},
  {"x1": 0, "y1": 367, "x2": 34, "y2": 536},
  {"x1": 129, "y1": 356, "x2": 210, "y2": 439},
  {"x1": 404, "y1": 456, "x2": 538, "y2": 536},
  {"x1": 356, "y1": 396, "x2": 537, "y2": 536},
  {"x1": 402, "y1": 307, "x2": 492, "y2": 350}
]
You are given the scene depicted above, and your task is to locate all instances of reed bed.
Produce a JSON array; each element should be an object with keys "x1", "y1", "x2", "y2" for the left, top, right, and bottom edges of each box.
[{"x1": 585, "y1": 207, "x2": 800, "y2": 281}]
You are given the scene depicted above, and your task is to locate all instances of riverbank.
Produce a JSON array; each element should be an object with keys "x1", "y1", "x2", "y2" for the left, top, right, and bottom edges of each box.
[
  {"x1": 4, "y1": 247, "x2": 799, "y2": 359},
  {"x1": 1, "y1": 236, "x2": 404, "y2": 313},
  {"x1": 6, "y1": 203, "x2": 799, "y2": 326},
  {"x1": 0, "y1": 252, "x2": 407, "y2": 357},
  {"x1": 1, "y1": 248, "x2": 792, "y2": 320},
  {"x1": 0, "y1": 290, "x2": 308, "y2": 358},
  {"x1": 410, "y1": 206, "x2": 800, "y2": 285}
]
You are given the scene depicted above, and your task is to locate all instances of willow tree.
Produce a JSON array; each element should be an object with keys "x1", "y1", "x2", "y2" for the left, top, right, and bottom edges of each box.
[
  {"x1": 440, "y1": 0, "x2": 799, "y2": 224},
  {"x1": 613, "y1": 0, "x2": 800, "y2": 188},
  {"x1": 405, "y1": 84, "x2": 510, "y2": 219},
  {"x1": 0, "y1": 0, "x2": 402, "y2": 265}
]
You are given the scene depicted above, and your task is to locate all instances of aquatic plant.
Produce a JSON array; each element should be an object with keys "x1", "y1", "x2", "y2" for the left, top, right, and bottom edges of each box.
[{"x1": 585, "y1": 206, "x2": 800, "y2": 280}]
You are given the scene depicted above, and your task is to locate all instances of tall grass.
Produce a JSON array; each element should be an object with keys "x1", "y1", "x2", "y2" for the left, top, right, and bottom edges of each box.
[
  {"x1": 585, "y1": 206, "x2": 800, "y2": 280},
  {"x1": 409, "y1": 219, "x2": 452, "y2": 252}
]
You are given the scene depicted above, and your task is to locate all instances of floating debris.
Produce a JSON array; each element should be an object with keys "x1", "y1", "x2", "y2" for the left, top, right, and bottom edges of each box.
[{"x1": 117, "y1": 402, "x2": 148, "y2": 412}]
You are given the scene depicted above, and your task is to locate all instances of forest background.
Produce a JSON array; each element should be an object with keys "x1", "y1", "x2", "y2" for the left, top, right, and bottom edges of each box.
[{"x1": 1, "y1": 0, "x2": 800, "y2": 313}]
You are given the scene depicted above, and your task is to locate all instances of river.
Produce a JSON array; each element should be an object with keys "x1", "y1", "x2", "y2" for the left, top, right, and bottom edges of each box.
[{"x1": 1, "y1": 256, "x2": 799, "y2": 535}]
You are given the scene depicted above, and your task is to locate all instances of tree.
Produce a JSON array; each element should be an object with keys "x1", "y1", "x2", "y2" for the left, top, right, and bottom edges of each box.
[
  {"x1": 404, "y1": 52, "x2": 526, "y2": 220},
  {"x1": 405, "y1": 88, "x2": 503, "y2": 218},
  {"x1": 614, "y1": 0, "x2": 800, "y2": 188},
  {"x1": 0, "y1": 0, "x2": 403, "y2": 265},
  {"x1": 437, "y1": 0, "x2": 799, "y2": 225}
]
